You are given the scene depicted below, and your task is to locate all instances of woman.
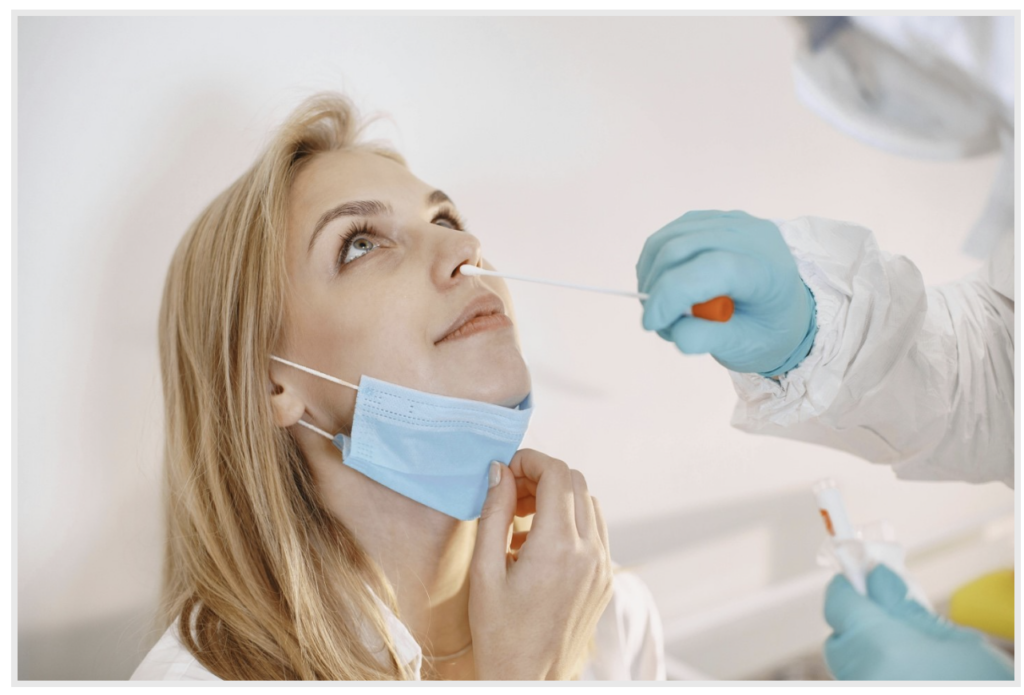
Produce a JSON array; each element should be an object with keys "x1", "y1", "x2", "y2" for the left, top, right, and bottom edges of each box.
[{"x1": 132, "y1": 91, "x2": 664, "y2": 681}]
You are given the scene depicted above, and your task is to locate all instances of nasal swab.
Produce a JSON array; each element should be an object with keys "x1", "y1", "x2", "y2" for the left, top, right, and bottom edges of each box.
[
  {"x1": 460, "y1": 264, "x2": 648, "y2": 299},
  {"x1": 459, "y1": 265, "x2": 734, "y2": 322}
]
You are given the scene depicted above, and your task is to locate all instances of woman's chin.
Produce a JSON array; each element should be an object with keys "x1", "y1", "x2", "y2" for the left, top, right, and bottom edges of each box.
[
  {"x1": 495, "y1": 387, "x2": 531, "y2": 408},
  {"x1": 444, "y1": 354, "x2": 531, "y2": 407},
  {"x1": 475, "y1": 373, "x2": 531, "y2": 408}
]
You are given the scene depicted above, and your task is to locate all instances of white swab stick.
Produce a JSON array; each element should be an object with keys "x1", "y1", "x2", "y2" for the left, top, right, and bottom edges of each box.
[{"x1": 460, "y1": 264, "x2": 651, "y2": 301}]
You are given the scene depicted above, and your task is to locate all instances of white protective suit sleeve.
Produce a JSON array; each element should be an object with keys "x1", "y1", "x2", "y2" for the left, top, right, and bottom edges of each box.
[{"x1": 728, "y1": 217, "x2": 1014, "y2": 488}]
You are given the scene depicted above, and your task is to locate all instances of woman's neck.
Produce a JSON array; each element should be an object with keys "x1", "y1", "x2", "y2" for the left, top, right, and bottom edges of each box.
[
  {"x1": 360, "y1": 506, "x2": 477, "y2": 659},
  {"x1": 301, "y1": 430, "x2": 477, "y2": 661}
]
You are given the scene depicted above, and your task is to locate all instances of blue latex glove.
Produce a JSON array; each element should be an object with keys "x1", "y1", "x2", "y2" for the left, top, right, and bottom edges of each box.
[
  {"x1": 824, "y1": 564, "x2": 1015, "y2": 681},
  {"x1": 635, "y1": 210, "x2": 817, "y2": 376}
]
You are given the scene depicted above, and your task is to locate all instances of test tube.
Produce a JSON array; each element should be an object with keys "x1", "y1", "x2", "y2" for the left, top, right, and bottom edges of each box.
[{"x1": 813, "y1": 479, "x2": 867, "y2": 594}]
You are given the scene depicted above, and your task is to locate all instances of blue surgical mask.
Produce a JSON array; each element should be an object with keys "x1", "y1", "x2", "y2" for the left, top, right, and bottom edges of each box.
[{"x1": 270, "y1": 356, "x2": 533, "y2": 521}]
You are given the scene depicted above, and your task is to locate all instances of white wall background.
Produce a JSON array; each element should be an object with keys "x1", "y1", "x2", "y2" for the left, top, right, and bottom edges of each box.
[{"x1": 16, "y1": 14, "x2": 1014, "y2": 680}]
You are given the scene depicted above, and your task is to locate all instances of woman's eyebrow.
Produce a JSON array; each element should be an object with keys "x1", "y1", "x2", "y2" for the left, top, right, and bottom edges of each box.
[
  {"x1": 307, "y1": 199, "x2": 393, "y2": 255},
  {"x1": 428, "y1": 189, "x2": 453, "y2": 207}
]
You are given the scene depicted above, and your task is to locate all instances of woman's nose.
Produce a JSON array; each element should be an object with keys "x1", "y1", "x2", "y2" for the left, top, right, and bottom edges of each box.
[{"x1": 432, "y1": 228, "x2": 483, "y2": 287}]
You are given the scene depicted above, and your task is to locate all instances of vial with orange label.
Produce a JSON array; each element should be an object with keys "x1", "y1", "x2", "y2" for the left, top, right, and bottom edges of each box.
[{"x1": 813, "y1": 479, "x2": 867, "y2": 595}]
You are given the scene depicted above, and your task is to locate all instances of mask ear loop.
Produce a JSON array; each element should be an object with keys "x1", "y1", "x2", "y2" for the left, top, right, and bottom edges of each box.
[
  {"x1": 295, "y1": 419, "x2": 334, "y2": 441},
  {"x1": 270, "y1": 355, "x2": 360, "y2": 441},
  {"x1": 270, "y1": 355, "x2": 360, "y2": 390}
]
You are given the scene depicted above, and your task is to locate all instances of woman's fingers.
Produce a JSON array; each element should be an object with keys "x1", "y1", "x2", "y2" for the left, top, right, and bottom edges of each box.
[
  {"x1": 515, "y1": 475, "x2": 532, "y2": 497},
  {"x1": 592, "y1": 496, "x2": 610, "y2": 557},
  {"x1": 469, "y1": 463, "x2": 517, "y2": 581},
  {"x1": 516, "y1": 495, "x2": 537, "y2": 517},
  {"x1": 509, "y1": 449, "x2": 575, "y2": 537},
  {"x1": 570, "y1": 469, "x2": 597, "y2": 540},
  {"x1": 470, "y1": 450, "x2": 614, "y2": 681},
  {"x1": 509, "y1": 450, "x2": 599, "y2": 540},
  {"x1": 510, "y1": 530, "x2": 529, "y2": 551},
  {"x1": 514, "y1": 474, "x2": 537, "y2": 516},
  {"x1": 515, "y1": 475, "x2": 537, "y2": 512}
]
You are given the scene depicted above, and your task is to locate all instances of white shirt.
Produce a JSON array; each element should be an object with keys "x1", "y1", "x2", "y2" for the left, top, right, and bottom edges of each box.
[{"x1": 130, "y1": 569, "x2": 666, "y2": 681}]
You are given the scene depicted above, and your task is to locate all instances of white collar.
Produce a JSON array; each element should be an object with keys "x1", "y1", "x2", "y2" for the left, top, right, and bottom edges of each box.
[{"x1": 363, "y1": 592, "x2": 423, "y2": 679}]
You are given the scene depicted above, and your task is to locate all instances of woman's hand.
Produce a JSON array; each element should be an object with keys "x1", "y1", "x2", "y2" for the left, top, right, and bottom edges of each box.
[{"x1": 468, "y1": 449, "x2": 614, "y2": 680}]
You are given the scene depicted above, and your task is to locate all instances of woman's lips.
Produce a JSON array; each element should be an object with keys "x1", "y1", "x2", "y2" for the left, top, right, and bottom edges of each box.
[{"x1": 436, "y1": 313, "x2": 513, "y2": 344}]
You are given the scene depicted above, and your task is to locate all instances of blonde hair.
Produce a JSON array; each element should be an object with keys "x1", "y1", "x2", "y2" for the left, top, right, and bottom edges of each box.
[{"x1": 157, "y1": 92, "x2": 412, "y2": 680}]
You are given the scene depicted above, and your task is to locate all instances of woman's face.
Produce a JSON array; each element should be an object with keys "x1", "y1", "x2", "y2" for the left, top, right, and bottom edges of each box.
[{"x1": 278, "y1": 149, "x2": 531, "y2": 432}]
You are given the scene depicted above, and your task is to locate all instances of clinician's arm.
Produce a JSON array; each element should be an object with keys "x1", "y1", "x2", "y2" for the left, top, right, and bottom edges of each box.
[
  {"x1": 728, "y1": 216, "x2": 1013, "y2": 487},
  {"x1": 637, "y1": 211, "x2": 1014, "y2": 487}
]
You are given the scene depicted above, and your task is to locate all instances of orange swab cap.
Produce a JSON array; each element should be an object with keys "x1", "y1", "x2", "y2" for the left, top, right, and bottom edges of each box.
[{"x1": 691, "y1": 296, "x2": 734, "y2": 322}]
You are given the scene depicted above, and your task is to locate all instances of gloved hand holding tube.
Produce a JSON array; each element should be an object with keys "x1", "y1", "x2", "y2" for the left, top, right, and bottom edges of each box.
[
  {"x1": 824, "y1": 564, "x2": 1014, "y2": 681},
  {"x1": 635, "y1": 210, "x2": 818, "y2": 376}
]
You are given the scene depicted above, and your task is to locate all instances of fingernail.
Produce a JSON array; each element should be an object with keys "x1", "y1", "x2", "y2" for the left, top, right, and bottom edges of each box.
[{"x1": 489, "y1": 461, "x2": 502, "y2": 488}]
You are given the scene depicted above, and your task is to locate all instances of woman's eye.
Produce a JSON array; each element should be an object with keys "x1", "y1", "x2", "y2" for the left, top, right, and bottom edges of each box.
[
  {"x1": 341, "y1": 236, "x2": 378, "y2": 265},
  {"x1": 432, "y1": 210, "x2": 464, "y2": 231}
]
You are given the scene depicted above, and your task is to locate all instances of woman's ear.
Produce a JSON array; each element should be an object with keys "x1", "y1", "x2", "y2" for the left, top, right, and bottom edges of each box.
[{"x1": 268, "y1": 377, "x2": 307, "y2": 428}]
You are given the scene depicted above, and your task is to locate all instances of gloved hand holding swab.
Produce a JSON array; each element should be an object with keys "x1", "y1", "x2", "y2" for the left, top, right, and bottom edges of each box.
[{"x1": 459, "y1": 265, "x2": 734, "y2": 322}]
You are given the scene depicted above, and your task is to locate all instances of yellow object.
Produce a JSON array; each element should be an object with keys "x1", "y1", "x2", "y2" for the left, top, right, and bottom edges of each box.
[{"x1": 948, "y1": 569, "x2": 1014, "y2": 641}]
